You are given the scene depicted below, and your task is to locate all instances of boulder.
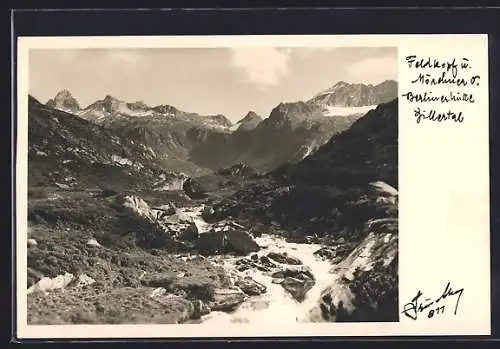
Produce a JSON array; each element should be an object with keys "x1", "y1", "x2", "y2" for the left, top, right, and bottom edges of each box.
[
  {"x1": 27, "y1": 272, "x2": 75, "y2": 294},
  {"x1": 195, "y1": 229, "x2": 259, "y2": 256},
  {"x1": 267, "y1": 252, "x2": 302, "y2": 265},
  {"x1": 209, "y1": 288, "x2": 247, "y2": 311},
  {"x1": 281, "y1": 277, "x2": 315, "y2": 302},
  {"x1": 117, "y1": 195, "x2": 153, "y2": 219},
  {"x1": 313, "y1": 247, "x2": 336, "y2": 260},
  {"x1": 86, "y1": 238, "x2": 102, "y2": 247},
  {"x1": 271, "y1": 267, "x2": 315, "y2": 281},
  {"x1": 271, "y1": 266, "x2": 316, "y2": 301},
  {"x1": 235, "y1": 276, "x2": 267, "y2": 296},
  {"x1": 259, "y1": 255, "x2": 278, "y2": 269},
  {"x1": 27, "y1": 238, "x2": 38, "y2": 247}
]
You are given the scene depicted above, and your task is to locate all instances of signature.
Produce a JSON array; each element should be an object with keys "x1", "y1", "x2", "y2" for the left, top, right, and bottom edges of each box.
[{"x1": 402, "y1": 282, "x2": 464, "y2": 320}]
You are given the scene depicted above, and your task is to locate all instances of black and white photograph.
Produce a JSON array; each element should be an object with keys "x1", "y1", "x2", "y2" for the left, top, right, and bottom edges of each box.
[{"x1": 25, "y1": 45, "x2": 399, "y2": 326}]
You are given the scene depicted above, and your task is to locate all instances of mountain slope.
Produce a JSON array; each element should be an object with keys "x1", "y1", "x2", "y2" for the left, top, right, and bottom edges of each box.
[
  {"x1": 28, "y1": 95, "x2": 186, "y2": 191},
  {"x1": 232, "y1": 111, "x2": 263, "y2": 132},
  {"x1": 309, "y1": 80, "x2": 397, "y2": 109},
  {"x1": 188, "y1": 100, "x2": 366, "y2": 173},
  {"x1": 279, "y1": 98, "x2": 398, "y2": 188}
]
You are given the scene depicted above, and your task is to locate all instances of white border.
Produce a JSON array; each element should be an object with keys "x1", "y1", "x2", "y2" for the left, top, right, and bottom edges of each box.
[{"x1": 16, "y1": 34, "x2": 491, "y2": 338}]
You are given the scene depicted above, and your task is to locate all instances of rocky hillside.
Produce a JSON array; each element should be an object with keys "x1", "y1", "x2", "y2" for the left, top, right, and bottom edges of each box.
[
  {"x1": 278, "y1": 98, "x2": 398, "y2": 188},
  {"x1": 308, "y1": 80, "x2": 398, "y2": 109},
  {"x1": 28, "y1": 95, "x2": 186, "y2": 192},
  {"x1": 44, "y1": 92, "x2": 234, "y2": 176}
]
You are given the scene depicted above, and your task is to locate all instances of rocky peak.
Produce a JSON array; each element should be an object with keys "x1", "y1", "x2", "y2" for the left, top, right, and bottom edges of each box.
[
  {"x1": 127, "y1": 100, "x2": 150, "y2": 111},
  {"x1": 152, "y1": 104, "x2": 179, "y2": 116},
  {"x1": 235, "y1": 111, "x2": 263, "y2": 131},
  {"x1": 208, "y1": 114, "x2": 233, "y2": 128},
  {"x1": 99, "y1": 95, "x2": 123, "y2": 113},
  {"x1": 240, "y1": 111, "x2": 262, "y2": 123},
  {"x1": 46, "y1": 89, "x2": 81, "y2": 112},
  {"x1": 266, "y1": 101, "x2": 321, "y2": 129},
  {"x1": 309, "y1": 80, "x2": 398, "y2": 108}
]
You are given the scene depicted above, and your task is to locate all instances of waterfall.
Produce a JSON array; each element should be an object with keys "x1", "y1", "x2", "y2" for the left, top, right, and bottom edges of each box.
[{"x1": 200, "y1": 234, "x2": 334, "y2": 324}]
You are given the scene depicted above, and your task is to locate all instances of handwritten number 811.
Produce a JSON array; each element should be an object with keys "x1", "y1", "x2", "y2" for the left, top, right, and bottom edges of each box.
[{"x1": 427, "y1": 305, "x2": 445, "y2": 318}]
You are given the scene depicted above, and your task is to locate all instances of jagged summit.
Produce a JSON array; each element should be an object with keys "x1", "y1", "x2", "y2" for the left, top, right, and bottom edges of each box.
[
  {"x1": 310, "y1": 80, "x2": 397, "y2": 108},
  {"x1": 232, "y1": 111, "x2": 263, "y2": 131},
  {"x1": 208, "y1": 114, "x2": 233, "y2": 128},
  {"x1": 46, "y1": 89, "x2": 81, "y2": 112},
  {"x1": 128, "y1": 100, "x2": 150, "y2": 111},
  {"x1": 240, "y1": 111, "x2": 261, "y2": 123}
]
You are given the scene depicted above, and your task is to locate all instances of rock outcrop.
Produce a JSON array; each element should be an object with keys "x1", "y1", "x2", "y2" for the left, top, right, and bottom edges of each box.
[
  {"x1": 307, "y1": 213, "x2": 398, "y2": 322},
  {"x1": 266, "y1": 252, "x2": 302, "y2": 265},
  {"x1": 235, "y1": 276, "x2": 267, "y2": 296},
  {"x1": 195, "y1": 228, "x2": 259, "y2": 256},
  {"x1": 209, "y1": 288, "x2": 248, "y2": 311}
]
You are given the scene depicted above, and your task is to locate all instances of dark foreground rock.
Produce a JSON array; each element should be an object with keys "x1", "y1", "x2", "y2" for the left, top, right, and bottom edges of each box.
[
  {"x1": 281, "y1": 277, "x2": 315, "y2": 302},
  {"x1": 271, "y1": 267, "x2": 316, "y2": 302},
  {"x1": 308, "y1": 229, "x2": 398, "y2": 322}
]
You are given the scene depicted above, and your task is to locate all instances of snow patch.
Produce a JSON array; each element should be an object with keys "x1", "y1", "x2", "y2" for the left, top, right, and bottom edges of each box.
[
  {"x1": 323, "y1": 105, "x2": 376, "y2": 117},
  {"x1": 28, "y1": 272, "x2": 75, "y2": 294},
  {"x1": 229, "y1": 122, "x2": 242, "y2": 132},
  {"x1": 111, "y1": 154, "x2": 134, "y2": 167},
  {"x1": 86, "y1": 238, "x2": 102, "y2": 247}
]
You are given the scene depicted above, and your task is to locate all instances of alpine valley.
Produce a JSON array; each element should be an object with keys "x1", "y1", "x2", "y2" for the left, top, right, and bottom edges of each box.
[{"x1": 26, "y1": 79, "x2": 399, "y2": 325}]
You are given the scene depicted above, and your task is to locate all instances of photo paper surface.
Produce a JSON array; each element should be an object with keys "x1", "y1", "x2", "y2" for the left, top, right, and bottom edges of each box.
[{"x1": 15, "y1": 34, "x2": 490, "y2": 338}]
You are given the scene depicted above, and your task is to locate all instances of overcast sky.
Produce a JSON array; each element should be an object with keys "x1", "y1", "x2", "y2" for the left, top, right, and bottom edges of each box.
[{"x1": 29, "y1": 47, "x2": 397, "y2": 122}]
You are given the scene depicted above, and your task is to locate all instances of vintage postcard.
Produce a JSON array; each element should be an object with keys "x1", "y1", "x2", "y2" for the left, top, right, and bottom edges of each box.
[{"x1": 15, "y1": 34, "x2": 490, "y2": 338}]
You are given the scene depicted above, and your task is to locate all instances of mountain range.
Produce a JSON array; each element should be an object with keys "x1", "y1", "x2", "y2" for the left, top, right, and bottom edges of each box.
[{"x1": 37, "y1": 80, "x2": 397, "y2": 177}]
